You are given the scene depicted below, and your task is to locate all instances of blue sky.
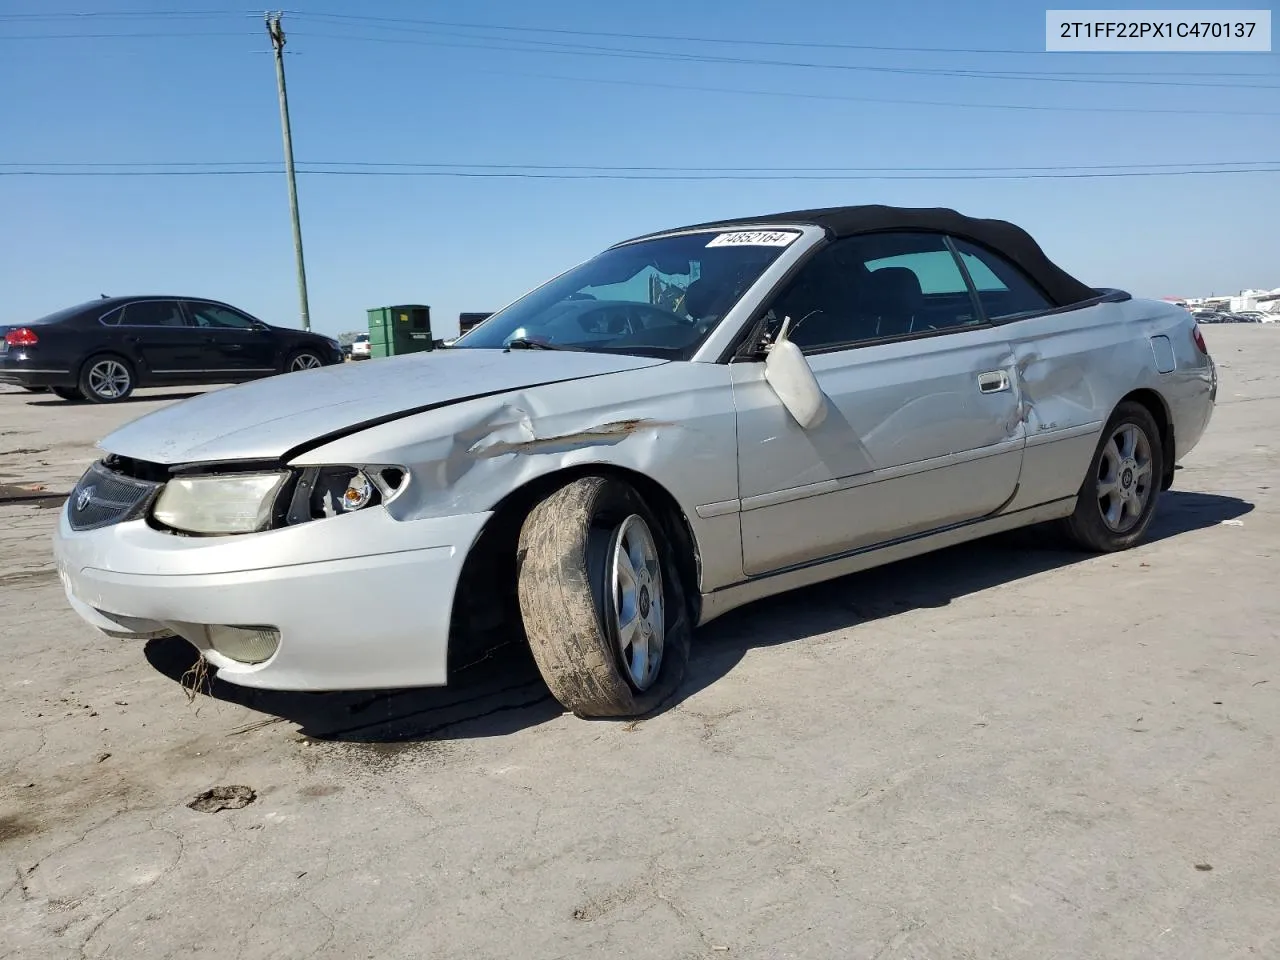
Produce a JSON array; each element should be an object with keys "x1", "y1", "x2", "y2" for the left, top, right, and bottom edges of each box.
[{"x1": 1, "y1": 0, "x2": 1277, "y2": 337}]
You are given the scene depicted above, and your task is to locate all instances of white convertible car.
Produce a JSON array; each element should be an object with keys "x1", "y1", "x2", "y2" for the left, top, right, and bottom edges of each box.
[{"x1": 54, "y1": 206, "x2": 1216, "y2": 718}]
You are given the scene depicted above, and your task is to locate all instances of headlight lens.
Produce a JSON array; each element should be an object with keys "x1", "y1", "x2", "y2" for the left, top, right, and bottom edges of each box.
[
  {"x1": 152, "y1": 472, "x2": 289, "y2": 535},
  {"x1": 149, "y1": 464, "x2": 407, "y2": 535}
]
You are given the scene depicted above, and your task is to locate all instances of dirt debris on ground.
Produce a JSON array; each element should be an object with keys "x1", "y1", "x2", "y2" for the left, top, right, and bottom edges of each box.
[{"x1": 187, "y1": 785, "x2": 257, "y2": 813}]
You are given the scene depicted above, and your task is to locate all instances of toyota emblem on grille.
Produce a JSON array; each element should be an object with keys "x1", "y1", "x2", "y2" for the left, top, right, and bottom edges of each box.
[{"x1": 76, "y1": 485, "x2": 97, "y2": 511}]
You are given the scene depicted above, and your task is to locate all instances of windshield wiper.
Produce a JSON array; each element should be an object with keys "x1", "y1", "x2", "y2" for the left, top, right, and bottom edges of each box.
[{"x1": 504, "y1": 338, "x2": 576, "y2": 352}]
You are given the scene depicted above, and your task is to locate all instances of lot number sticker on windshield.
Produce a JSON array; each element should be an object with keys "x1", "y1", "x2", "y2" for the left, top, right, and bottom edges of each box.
[{"x1": 705, "y1": 231, "x2": 799, "y2": 248}]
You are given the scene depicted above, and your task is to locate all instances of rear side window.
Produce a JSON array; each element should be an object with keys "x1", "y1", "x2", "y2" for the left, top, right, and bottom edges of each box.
[
  {"x1": 117, "y1": 300, "x2": 187, "y2": 327},
  {"x1": 951, "y1": 239, "x2": 1054, "y2": 320},
  {"x1": 186, "y1": 302, "x2": 258, "y2": 329},
  {"x1": 864, "y1": 249, "x2": 969, "y2": 295}
]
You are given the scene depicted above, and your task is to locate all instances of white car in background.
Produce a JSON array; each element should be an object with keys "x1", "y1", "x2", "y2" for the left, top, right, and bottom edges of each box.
[{"x1": 350, "y1": 334, "x2": 371, "y2": 360}]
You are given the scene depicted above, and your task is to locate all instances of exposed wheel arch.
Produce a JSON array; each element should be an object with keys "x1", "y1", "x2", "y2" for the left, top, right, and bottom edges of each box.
[
  {"x1": 1116, "y1": 388, "x2": 1175, "y2": 490},
  {"x1": 446, "y1": 464, "x2": 703, "y2": 676}
]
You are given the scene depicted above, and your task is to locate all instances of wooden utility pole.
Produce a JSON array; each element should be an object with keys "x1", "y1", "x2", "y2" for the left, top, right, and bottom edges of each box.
[{"x1": 265, "y1": 11, "x2": 311, "y2": 331}]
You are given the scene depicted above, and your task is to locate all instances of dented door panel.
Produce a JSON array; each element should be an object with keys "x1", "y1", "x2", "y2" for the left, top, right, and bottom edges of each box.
[{"x1": 732, "y1": 326, "x2": 1024, "y2": 576}]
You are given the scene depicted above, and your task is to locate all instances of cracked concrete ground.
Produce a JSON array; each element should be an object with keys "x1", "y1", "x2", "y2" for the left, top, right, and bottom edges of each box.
[{"x1": 1, "y1": 325, "x2": 1278, "y2": 959}]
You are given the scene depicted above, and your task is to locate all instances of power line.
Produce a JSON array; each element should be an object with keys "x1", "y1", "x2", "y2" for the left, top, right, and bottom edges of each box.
[
  {"x1": 4, "y1": 167, "x2": 1278, "y2": 181},
  {"x1": 5, "y1": 19, "x2": 1273, "y2": 88},
  {"x1": 0, "y1": 6, "x2": 1201, "y2": 57},
  {"x1": 0, "y1": 9, "x2": 255, "y2": 21},
  {"x1": 501, "y1": 69, "x2": 1280, "y2": 117},
  {"x1": 5, "y1": 160, "x2": 1278, "y2": 172},
  {"x1": 5, "y1": 6, "x2": 1269, "y2": 68},
  {"x1": 280, "y1": 9, "x2": 1280, "y2": 60},
  {"x1": 0, "y1": 30, "x2": 256, "y2": 39},
  {"x1": 283, "y1": 29, "x2": 1280, "y2": 90}
]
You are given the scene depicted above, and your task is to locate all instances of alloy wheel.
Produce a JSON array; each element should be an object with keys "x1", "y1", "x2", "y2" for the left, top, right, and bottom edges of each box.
[
  {"x1": 289, "y1": 353, "x2": 323, "y2": 372},
  {"x1": 87, "y1": 360, "x2": 131, "y2": 400},
  {"x1": 606, "y1": 514, "x2": 666, "y2": 691},
  {"x1": 1096, "y1": 422, "x2": 1154, "y2": 532}
]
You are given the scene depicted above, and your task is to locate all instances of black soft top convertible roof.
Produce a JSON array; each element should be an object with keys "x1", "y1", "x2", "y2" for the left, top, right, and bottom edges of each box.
[{"x1": 624, "y1": 204, "x2": 1097, "y2": 307}]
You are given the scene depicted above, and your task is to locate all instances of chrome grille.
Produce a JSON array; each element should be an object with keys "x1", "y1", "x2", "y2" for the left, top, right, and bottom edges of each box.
[{"x1": 68, "y1": 461, "x2": 162, "y2": 531}]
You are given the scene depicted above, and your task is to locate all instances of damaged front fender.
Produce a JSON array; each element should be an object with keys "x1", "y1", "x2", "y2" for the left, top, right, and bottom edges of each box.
[
  {"x1": 467, "y1": 415, "x2": 670, "y2": 459},
  {"x1": 287, "y1": 361, "x2": 746, "y2": 591}
]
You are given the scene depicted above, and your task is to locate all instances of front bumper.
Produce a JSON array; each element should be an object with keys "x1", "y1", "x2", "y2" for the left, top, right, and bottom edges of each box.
[{"x1": 53, "y1": 504, "x2": 491, "y2": 691}]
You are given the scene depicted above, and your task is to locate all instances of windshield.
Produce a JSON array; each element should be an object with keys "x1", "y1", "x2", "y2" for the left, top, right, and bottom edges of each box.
[{"x1": 452, "y1": 230, "x2": 799, "y2": 359}]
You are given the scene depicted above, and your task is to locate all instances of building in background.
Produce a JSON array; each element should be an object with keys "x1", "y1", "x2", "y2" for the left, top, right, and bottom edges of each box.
[{"x1": 1184, "y1": 287, "x2": 1280, "y2": 316}]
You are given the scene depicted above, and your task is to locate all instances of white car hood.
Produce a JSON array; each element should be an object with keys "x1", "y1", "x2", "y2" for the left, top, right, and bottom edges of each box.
[{"x1": 100, "y1": 349, "x2": 668, "y2": 465}]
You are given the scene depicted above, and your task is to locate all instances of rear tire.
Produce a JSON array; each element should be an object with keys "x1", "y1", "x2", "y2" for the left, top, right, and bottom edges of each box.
[
  {"x1": 78, "y1": 355, "x2": 135, "y2": 404},
  {"x1": 1060, "y1": 401, "x2": 1163, "y2": 552},
  {"x1": 516, "y1": 476, "x2": 692, "y2": 719},
  {"x1": 52, "y1": 386, "x2": 86, "y2": 402}
]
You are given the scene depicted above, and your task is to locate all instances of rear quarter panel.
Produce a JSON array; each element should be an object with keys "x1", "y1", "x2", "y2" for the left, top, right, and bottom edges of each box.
[
  {"x1": 25, "y1": 311, "x2": 110, "y2": 380},
  {"x1": 1006, "y1": 297, "x2": 1213, "y2": 511}
]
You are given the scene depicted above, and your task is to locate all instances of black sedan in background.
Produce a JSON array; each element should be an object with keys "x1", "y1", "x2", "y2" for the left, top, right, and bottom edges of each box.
[{"x1": 0, "y1": 296, "x2": 342, "y2": 403}]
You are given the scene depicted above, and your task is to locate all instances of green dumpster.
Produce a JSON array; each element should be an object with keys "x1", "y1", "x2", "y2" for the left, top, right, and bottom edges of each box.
[{"x1": 367, "y1": 305, "x2": 433, "y2": 358}]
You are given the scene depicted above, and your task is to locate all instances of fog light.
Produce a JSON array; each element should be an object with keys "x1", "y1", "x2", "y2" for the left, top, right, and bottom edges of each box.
[{"x1": 206, "y1": 625, "x2": 280, "y2": 664}]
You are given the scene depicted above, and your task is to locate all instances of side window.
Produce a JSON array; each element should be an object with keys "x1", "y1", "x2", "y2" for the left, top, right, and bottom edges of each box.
[
  {"x1": 951, "y1": 239, "x2": 1054, "y2": 320},
  {"x1": 186, "y1": 302, "x2": 258, "y2": 329},
  {"x1": 98, "y1": 307, "x2": 124, "y2": 326},
  {"x1": 770, "y1": 232, "x2": 980, "y2": 352},
  {"x1": 117, "y1": 300, "x2": 186, "y2": 328}
]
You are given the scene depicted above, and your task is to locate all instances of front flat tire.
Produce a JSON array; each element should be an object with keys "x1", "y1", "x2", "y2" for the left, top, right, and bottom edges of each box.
[{"x1": 516, "y1": 476, "x2": 692, "y2": 719}]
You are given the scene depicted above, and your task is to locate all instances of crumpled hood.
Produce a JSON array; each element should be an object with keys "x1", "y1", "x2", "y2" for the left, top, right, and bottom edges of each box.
[{"x1": 100, "y1": 348, "x2": 667, "y2": 465}]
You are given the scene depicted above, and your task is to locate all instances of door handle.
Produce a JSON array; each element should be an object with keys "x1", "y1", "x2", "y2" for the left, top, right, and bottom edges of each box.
[{"x1": 977, "y1": 370, "x2": 1011, "y2": 394}]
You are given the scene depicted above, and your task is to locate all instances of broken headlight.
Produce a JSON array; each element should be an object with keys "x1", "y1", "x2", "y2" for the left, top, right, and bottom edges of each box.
[
  {"x1": 150, "y1": 466, "x2": 407, "y2": 535},
  {"x1": 283, "y1": 465, "x2": 408, "y2": 525}
]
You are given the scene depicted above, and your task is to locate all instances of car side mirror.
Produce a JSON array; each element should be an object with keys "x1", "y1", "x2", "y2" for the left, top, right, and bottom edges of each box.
[{"x1": 763, "y1": 317, "x2": 827, "y2": 430}]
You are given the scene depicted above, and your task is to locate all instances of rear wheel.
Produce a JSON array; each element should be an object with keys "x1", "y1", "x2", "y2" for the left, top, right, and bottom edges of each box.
[
  {"x1": 52, "y1": 386, "x2": 85, "y2": 402},
  {"x1": 78, "y1": 355, "x2": 135, "y2": 403},
  {"x1": 1060, "y1": 401, "x2": 1162, "y2": 552},
  {"x1": 516, "y1": 476, "x2": 692, "y2": 719}
]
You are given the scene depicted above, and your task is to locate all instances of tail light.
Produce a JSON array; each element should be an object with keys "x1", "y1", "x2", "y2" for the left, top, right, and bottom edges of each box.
[
  {"x1": 1192, "y1": 324, "x2": 1208, "y2": 355},
  {"x1": 4, "y1": 327, "x2": 38, "y2": 347}
]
